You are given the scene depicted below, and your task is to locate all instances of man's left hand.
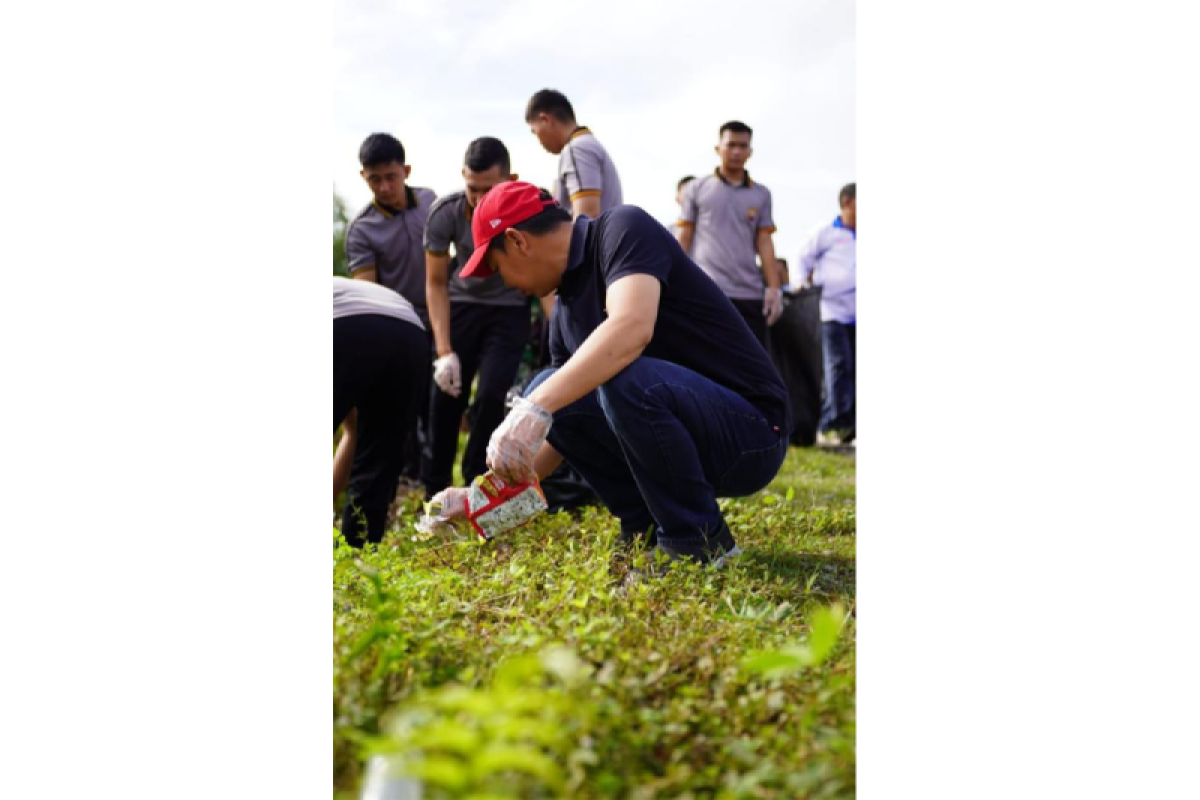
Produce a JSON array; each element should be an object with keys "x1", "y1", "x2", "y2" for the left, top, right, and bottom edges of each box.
[{"x1": 763, "y1": 287, "x2": 782, "y2": 326}]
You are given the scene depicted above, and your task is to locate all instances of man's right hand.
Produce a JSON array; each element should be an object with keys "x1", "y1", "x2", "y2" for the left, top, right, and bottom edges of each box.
[{"x1": 433, "y1": 352, "x2": 462, "y2": 397}]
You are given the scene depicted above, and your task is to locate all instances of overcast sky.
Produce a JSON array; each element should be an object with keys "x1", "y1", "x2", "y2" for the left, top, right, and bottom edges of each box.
[{"x1": 333, "y1": 0, "x2": 855, "y2": 262}]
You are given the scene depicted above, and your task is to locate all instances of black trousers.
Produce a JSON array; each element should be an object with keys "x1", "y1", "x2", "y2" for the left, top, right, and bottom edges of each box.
[
  {"x1": 422, "y1": 302, "x2": 531, "y2": 495},
  {"x1": 334, "y1": 314, "x2": 427, "y2": 547},
  {"x1": 399, "y1": 311, "x2": 433, "y2": 482}
]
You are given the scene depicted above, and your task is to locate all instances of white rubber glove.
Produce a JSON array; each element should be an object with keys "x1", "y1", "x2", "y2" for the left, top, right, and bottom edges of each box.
[
  {"x1": 433, "y1": 353, "x2": 462, "y2": 397},
  {"x1": 485, "y1": 397, "x2": 553, "y2": 484},
  {"x1": 763, "y1": 287, "x2": 784, "y2": 326}
]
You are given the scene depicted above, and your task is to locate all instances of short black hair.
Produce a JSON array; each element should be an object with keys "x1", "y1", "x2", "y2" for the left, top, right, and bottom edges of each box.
[
  {"x1": 719, "y1": 120, "x2": 753, "y2": 139},
  {"x1": 525, "y1": 89, "x2": 576, "y2": 124},
  {"x1": 464, "y1": 137, "x2": 511, "y2": 175},
  {"x1": 359, "y1": 133, "x2": 405, "y2": 168},
  {"x1": 677, "y1": 175, "x2": 696, "y2": 191},
  {"x1": 839, "y1": 183, "x2": 856, "y2": 206},
  {"x1": 485, "y1": 189, "x2": 572, "y2": 261}
]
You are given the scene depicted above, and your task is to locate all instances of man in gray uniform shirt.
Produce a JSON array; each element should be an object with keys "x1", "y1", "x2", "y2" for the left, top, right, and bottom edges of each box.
[
  {"x1": 676, "y1": 121, "x2": 782, "y2": 348},
  {"x1": 422, "y1": 137, "x2": 531, "y2": 497},
  {"x1": 345, "y1": 133, "x2": 437, "y2": 318},
  {"x1": 342, "y1": 132, "x2": 438, "y2": 485},
  {"x1": 524, "y1": 88, "x2": 623, "y2": 221},
  {"x1": 523, "y1": 89, "x2": 620, "y2": 507}
]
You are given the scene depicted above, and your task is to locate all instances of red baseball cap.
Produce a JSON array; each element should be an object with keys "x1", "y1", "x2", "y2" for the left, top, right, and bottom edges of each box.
[{"x1": 460, "y1": 181, "x2": 560, "y2": 279}]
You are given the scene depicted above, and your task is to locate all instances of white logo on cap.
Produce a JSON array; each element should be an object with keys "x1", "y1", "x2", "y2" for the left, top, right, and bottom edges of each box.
[{"x1": 489, "y1": 218, "x2": 502, "y2": 229}]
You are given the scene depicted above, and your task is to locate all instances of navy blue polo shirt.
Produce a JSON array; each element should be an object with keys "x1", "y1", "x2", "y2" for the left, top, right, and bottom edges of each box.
[{"x1": 550, "y1": 207, "x2": 790, "y2": 431}]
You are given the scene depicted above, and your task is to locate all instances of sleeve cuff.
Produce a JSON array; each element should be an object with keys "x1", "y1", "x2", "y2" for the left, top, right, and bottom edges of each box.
[
  {"x1": 569, "y1": 190, "x2": 602, "y2": 200},
  {"x1": 757, "y1": 225, "x2": 777, "y2": 233},
  {"x1": 675, "y1": 220, "x2": 695, "y2": 228},
  {"x1": 424, "y1": 249, "x2": 450, "y2": 257}
]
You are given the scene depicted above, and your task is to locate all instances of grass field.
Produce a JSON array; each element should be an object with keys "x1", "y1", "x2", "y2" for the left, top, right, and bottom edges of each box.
[{"x1": 334, "y1": 446, "x2": 856, "y2": 799}]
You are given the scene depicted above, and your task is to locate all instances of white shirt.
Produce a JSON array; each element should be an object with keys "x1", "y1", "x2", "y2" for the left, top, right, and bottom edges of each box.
[
  {"x1": 796, "y1": 217, "x2": 856, "y2": 323},
  {"x1": 332, "y1": 277, "x2": 425, "y2": 330}
]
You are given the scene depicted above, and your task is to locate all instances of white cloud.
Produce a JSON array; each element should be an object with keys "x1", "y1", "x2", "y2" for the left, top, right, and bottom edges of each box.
[{"x1": 333, "y1": 0, "x2": 855, "y2": 260}]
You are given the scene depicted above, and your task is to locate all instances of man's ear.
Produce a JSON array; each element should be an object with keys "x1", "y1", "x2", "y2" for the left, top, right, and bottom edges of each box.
[
  {"x1": 506, "y1": 228, "x2": 526, "y2": 253},
  {"x1": 404, "y1": 164, "x2": 412, "y2": 179},
  {"x1": 509, "y1": 172, "x2": 520, "y2": 181}
]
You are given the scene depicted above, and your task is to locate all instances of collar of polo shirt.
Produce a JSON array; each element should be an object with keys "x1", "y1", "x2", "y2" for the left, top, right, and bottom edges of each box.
[
  {"x1": 372, "y1": 185, "x2": 420, "y2": 219},
  {"x1": 569, "y1": 126, "x2": 591, "y2": 141},
  {"x1": 713, "y1": 167, "x2": 754, "y2": 188}
]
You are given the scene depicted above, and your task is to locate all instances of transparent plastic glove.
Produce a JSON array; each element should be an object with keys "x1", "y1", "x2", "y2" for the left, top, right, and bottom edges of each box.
[
  {"x1": 415, "y1": 487, "x2": 469, "y2": 535},
  {"x1": 486, "y1": 397, "x2": 553, "y2": 484},
  {"x1": 433, "y1": 353, "x2": 462, "y2": 397},
  {"x1": 763, "y1": 287, "x2": 784, "y2": 326}
]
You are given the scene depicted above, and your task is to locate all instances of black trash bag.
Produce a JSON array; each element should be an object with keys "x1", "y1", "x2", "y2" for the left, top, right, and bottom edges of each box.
[{"x1": 768, "y1": 286, "x2": 824, "y2": 447}]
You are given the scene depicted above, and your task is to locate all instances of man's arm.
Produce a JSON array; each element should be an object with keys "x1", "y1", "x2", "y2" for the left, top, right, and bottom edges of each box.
[
  {"x1": 798, "y1": 228, "x2": 824, "y2": 287},
  {"x1": 571, "y1": 193, "x2": 602, "y2": 220},
  {"x1": 424, "y1": 252, "x2": 454, "y2": 357},
  {"x1": 533, "y1": 441, "x2": 564, "y2": 480},
  {"x1": 755, "y1": 229, "x2": 781, "y2": 291},
  {"x1": 676, "y1": 224, "x2": 694, "y2": 254},
  {"x1": 675, "y1": 179, "x2": 698, "y2": 253},
  {"x1": 345, "y1": 223, "x2": 378, "y2": 283},
  {"x1": 756, "y1": 229, "x2": 784, "y2": 325},
  {"x1": 754, "y1": 190, "x2": 779, "y2": 290},
  {"x1": 525, "y1": 273, "x2": 660, "y2": 413}
]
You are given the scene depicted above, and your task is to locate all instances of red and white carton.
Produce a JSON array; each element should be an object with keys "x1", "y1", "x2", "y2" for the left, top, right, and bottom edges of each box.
[{"x1": 465, "y1": 471, "x2": 547, "y2": 540}]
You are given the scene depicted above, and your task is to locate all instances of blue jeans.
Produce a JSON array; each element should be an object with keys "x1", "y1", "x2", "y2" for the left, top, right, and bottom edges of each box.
[
  {"x1": 820, "y1": 321, "x2": 856, "y2": 434},
  {"x1": 526, "y1": 357, "x2": 787, "y2": 559}
]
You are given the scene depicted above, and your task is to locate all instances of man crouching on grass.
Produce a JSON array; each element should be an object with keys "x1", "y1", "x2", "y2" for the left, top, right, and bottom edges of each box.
[{"x1": 436, "y1": 182, "x2": 790, "y2": 565}]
